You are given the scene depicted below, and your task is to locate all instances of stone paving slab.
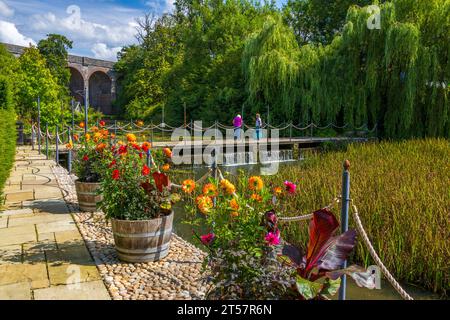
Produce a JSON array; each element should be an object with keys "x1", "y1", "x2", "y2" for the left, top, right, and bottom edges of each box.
[
  {"x1": 0, "y1": 208, "x2": 33, "y2": 216},
  {"x1": 0, "y1": 264, "x2": 49, "y2": 289},
  {"x1": 8, "y1": 212, "x2": 72, "y2": 227},
  {"x1": 0, "y1": 146, "x2": 110, "y2": 300},
  {"x1": 36, "y1": 220, "x2": 77, "y2": 234},
  {"x1": 0, "y1": 244, "x2": 22, "y2": 264},
  {"x1": 0, "y1": 282, "x2": 32, "y2": 300},
  {"x1": 0, "y1": 217, "x2": 7, "y2": 228},
  {"x1": 33, "y1": 280, "x2": 110, "y2": 300},
  {"x1": 22, "y1": 200, "x2": 69, "y2": 214}
]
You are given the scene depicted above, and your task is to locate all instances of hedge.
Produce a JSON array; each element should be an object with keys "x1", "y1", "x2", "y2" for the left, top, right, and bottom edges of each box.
[{"x1": 0, "y1": 76, "x2": 16, "y2": 199}]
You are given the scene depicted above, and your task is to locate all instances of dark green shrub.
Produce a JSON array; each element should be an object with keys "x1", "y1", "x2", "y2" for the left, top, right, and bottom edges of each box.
[{"x1": 0, "y1": 76, "x2": 16, "y2": 199}]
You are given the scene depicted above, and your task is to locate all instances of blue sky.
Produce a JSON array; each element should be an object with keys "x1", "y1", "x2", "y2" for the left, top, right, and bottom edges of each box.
[{"x1": 0, "y1": 0, "x2": 286, "y2": 61}]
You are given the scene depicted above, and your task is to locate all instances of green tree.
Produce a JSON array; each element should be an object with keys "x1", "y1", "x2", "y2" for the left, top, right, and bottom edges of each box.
[
  {"x1": 16, "y1": 46, "x2": 62, "y2": 126},
  {"x1": 282, "y1": 0, "x2": 376, "y2": 45},
  {"x1": 37, "y1": 34, "x2": 73, "y2": 97}
]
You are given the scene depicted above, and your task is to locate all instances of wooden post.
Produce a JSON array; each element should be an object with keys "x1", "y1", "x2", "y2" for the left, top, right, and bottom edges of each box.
[{"x1": 338, "y1": 160, "x2": 351, "y2": 300}]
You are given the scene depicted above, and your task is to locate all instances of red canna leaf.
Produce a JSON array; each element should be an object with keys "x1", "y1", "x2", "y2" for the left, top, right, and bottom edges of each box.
[
  {"x1": 304, "y1": 208, "x2": 339, "y2": 274},
  {"x1": 152, "y1": 171, "x2": 170, "y2": 192}
]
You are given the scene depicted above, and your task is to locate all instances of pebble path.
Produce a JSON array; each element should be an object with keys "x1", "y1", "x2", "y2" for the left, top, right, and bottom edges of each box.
[{"x1": 52, "y1": 165, "x2": 211, "y2": 300}]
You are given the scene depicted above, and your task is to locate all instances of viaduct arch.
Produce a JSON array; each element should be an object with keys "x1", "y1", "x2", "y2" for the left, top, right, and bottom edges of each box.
[{"x1": 3, "y1": 42, "x2": 118, "y2": 115}]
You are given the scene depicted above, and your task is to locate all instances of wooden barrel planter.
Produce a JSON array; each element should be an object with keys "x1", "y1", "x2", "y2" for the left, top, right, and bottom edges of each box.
[
  {"x1": 75, "y1": 180, "x2": 102, "y2": 212},
  {"x1": 111, "y1": 211, "x2": 173, "y2": 263}
]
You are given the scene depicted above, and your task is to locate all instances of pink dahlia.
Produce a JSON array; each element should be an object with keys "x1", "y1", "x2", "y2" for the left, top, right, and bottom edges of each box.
[
  {"x1": 284, "y1": 181, "x2": 297, "y2": 194},
  {"x1": 200, "y1": 233, "x2": 215, "y2": 245},
  {"x1": 265, "y1": 230, "x2": 280, "y2": 246}
]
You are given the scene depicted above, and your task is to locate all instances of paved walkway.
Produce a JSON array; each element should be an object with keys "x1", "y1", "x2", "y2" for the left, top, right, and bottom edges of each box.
[{"x1": 0, "y1": 146, "x2": 110, "y2": 300}]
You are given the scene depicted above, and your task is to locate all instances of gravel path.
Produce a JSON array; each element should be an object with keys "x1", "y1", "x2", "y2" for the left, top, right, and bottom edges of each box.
[{"x1": 52, "y1": 165, "x2": 210, "y2": 300}]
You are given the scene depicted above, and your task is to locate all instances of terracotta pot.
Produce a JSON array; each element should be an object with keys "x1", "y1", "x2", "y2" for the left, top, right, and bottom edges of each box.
[
  {"x1": 75, "y1": 180, "x2": 102, "y2": 212},
  {"x1": 111, "y1": 211, "x2": 173, "y2": 263}
]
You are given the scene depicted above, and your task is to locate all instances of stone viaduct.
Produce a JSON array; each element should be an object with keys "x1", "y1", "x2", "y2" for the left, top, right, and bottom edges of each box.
[{"x1": 2, "y1": 42, "x2": 118, "y2": 115}]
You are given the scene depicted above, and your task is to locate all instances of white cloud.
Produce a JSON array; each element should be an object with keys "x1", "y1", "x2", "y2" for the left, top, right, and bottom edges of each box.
[
  {"x1": 91, "y1": 43, "x2": 121, "y2": 61},
  {"x1": 145, "y1": 0, "x2": 175, "y2": 13},
  {"x1": 0, "y1": 20, "x2": 35, "y2": 46},
  {"x1": 0, "y1": 0, "x2": 14, "y2": 17},
  {"x1": 29, "y1": 10, "x2": 139, "y2": 48}
]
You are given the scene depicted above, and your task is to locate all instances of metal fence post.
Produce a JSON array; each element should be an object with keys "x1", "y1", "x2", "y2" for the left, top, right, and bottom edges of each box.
[
  {"x1": 338, "y1": 160, "x2": 351, "y2": 300},
  {"x1": 71, "y1": 99, "x2": 75, "y2": 141},
  {"x1": 31, "y1": 119, "x2": 35, "y2": 150},
  {"x1": 146, "y1": 143, "x2": 151, "y2": 168},
  {"x1": 67, "y1": 127, "x2": 72, "y2": 174},
  {"x1": 55, "y1": 125, "x2": 59, "y2": 165},
  {"x1": 37, "y1": 96, "x2": 41, "y2": 154},
  {"x1": 45, "y1": 123, "x2": 49, "y2": 160},
  {"x1": 84, "y1": 88, "x2": 88, "y2": 134}
]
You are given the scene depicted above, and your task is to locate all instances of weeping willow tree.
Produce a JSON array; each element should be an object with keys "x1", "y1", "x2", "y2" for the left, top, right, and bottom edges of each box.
[
  {"x1": 245, "y1": 0, "x2": 449, "y2": 138},
  {"x1": 242, "y1": 15, "x2": 300, "y2": 123}
]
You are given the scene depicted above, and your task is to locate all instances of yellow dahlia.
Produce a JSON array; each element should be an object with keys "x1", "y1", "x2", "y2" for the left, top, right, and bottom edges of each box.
[
  {"x1": 249, "y1": 176, "x2": 264, "y2": 191},
  {"x1": 220, "y1": 179, "x2": 235, "y2": 195},
  {"x1": 126, "y1": 133, "x2": 137, "y2": 143},
  {"x1": 196, "y1": 195, "x2": 213, "y2": 215}
]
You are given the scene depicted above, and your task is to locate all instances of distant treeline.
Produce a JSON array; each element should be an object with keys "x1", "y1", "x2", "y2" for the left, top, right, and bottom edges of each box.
[{"x1": 115, "y1": 0, "x2": 449, "y2": 139}]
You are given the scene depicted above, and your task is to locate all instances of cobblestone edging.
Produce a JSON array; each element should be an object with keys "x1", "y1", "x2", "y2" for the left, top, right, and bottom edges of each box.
[{"x1": 51, "y1": 165, "x2": 210, "y2": 300}]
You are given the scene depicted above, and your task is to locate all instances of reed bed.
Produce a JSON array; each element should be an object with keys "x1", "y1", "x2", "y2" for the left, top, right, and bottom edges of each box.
[{"x1": 264, "y1": 139, "x2": 449, "y2": 296}]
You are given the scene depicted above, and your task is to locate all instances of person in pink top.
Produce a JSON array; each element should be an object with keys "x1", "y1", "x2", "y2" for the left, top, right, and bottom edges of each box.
[{"x1": 233, "y1": 114, "x2": 242, "y2": 140}]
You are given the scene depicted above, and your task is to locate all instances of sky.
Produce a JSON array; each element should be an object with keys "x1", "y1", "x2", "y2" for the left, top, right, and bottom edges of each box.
[{"x1": 0, "y1": 0, "x2": 286, "y2": 61}]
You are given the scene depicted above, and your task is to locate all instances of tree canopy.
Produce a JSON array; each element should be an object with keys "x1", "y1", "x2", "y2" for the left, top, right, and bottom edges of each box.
[{"x1": 115, "y1": 0, "x2": 448, "y2": 138}]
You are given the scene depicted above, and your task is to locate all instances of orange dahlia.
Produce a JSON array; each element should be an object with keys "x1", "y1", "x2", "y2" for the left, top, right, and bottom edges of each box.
[
  {"x1": 230, "y1": 198, "x2": 239, "y2": 210},
  {"x1": 196, "y1": 195, "x2": 213, "y2": 215},
  {"x1": 79, "y1": 122, "x2": 85, "y2": 128},
  {"x1": 126, "y1": 133, "x2": 137, "y2": 143},
  {"x1": 162, "y1": 163, "x2": 170, "y2": 172},
  {"x1": 202, "y1": 183, "x2": 218, "y2": 198},
  {"x1": 95, "y1": 143, "x2": 106, "y2": 152},
  {"x1": 163, "y1": 148, "x2": 172, "y2": 158},
  {"x1": 85, "y1": 133, "x2": 91, "y2": 142},
  {"x1": 181, "y1": 179, "x2": 196, "y2": 194},
  {"x1": 273, "y1": 186, "x2": 282, "y2": 195},
  {"x1": 251, "y1": 193, "x2": 262, "y2": 202},
  {"x1": 249, "y1": 176, "x2": 263, "y2": 191},
  {"x1": 91, "y1": 126, "x2": 99, "y2": 133},
  {"x1": 66, "y1": 140, "x2": 73, "y2": 150},
  {"x1": 141, "y1": 141, "x2": 152, "y2": 152}
]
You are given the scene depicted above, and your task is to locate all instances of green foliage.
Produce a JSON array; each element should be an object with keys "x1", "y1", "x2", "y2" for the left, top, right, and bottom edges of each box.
[
  {"x1": 183, "y1": 173, "x2": 293, "y2": 299},
  {"x1": 266, "y1": 139, "x2": 450, "y2": 296},
  {"x1": 115, "y1": 0, "x2": 448, "y2": 139},
  {"x1": 38, "y1": 34, "x2": 73, "y2": 97},
  {"x1": 282, "y1": 0, "x2": 376, "y2": 45},
  {"x1": 0, "y1": 67, "x2": 16, "y2": 197},
  {"x1": 242, "y1": 15, "x2": 300, "y2": 123},
  {"x1": 16, "y1": 46, "x2": 63, "y2": 126},
  {"x1": 98, "y1": 141, "x2": 175, "y2": 220}
]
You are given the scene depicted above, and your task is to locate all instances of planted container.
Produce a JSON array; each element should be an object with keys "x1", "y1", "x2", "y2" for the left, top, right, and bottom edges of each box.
[
  {"x1": 111, "y1": 211, "x2": 173, "y2": 263},
  {"x1": 75, "y1": 180, "x2": 102, "y2": 212}
]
